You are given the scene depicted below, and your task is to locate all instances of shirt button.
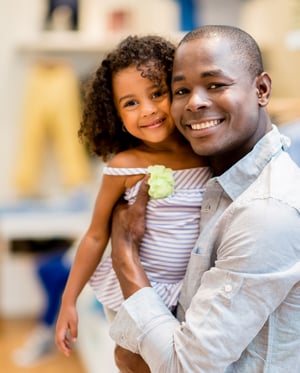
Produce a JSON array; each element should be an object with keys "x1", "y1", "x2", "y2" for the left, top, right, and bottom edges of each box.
[
  {"x1": 224, "y1": 284, "x2": 233, "y2": 293},
  {"x1": 202, "y1": 204, "x2": 211, "y2": 212}
]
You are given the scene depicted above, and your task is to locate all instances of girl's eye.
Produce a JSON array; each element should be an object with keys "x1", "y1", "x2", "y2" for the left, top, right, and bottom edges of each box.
[
  {"x1": 124, "y1": 99, "x2": 137, "y2": 108},
  {"x1": 152, "y1": 87, "x2": 169, "y2": 99},
  {"x1": 152, "y1": 90, "x2": 163, "y2": 99}
]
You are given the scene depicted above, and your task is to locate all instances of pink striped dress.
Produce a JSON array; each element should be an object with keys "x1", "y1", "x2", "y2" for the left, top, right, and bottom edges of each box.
[{"x1": 89, "y1": 166, "x2": 212, "y2": 312}]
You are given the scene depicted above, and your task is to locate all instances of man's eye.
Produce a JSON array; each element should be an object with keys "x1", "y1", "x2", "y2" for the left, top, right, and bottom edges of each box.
[
  {"x1": 173, "y1": 88, "x2": 189, "y2": 96},
  {"x1": 209, "y1": 83, "x2": 225, "y2": 89}
]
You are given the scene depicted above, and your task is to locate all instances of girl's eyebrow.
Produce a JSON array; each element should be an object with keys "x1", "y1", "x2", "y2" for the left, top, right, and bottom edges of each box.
[
  {"x1": 118, "y1": 94, "x2": 134, "y2": 104},
  {"x1": 119, "y1": 83, "x2": 160, "y2": 103}
]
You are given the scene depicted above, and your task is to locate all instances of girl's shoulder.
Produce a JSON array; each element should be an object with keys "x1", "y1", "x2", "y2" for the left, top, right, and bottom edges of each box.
[
  {"x1": 106, "y1": 150, "x2": 148, "y2": 188},
  {"x1": 108, "y1": 148, "x2": 149, "y2": 168},
  {"x1": 107, "y1": 146, "x2": 210, "y2": 171}
]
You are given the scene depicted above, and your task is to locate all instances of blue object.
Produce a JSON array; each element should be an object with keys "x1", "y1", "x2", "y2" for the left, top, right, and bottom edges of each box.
[
  {"x1": 37, "y1": 251, "x2": 70, "y2": 326},
  {"x1": 175, "y1": 0, "x2": 199, "y2": 31}
]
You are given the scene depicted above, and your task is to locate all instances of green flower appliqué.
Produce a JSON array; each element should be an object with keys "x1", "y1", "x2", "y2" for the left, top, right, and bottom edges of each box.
[{"x1": 147, "y1": 165, "x2": 174, "y2": 199}]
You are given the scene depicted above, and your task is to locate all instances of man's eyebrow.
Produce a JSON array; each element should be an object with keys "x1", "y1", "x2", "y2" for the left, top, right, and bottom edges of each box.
[
  {"x1": 172, "y1": 69, "x2": 225, "y2": 83},
  {"x1": 201, "y1": 69, "x2": 224, "y2": 78},
  {"x1": 172, "y1": 74, "x2": 184, "y2": 83}
]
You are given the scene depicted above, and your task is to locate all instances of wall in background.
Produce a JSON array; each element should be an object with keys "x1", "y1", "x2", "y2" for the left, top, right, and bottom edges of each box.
[
  {"x1": 240, "y1": 0, "x2": 300, "y2": 98},
  {"x1": 0, "y1": 0, "x2": 181, "y2": 203},
  {"x1": 0, "y1": 0, "x2": 299, "y2": 202}
]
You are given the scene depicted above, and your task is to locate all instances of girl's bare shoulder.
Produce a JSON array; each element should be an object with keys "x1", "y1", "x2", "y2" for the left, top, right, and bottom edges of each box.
[
  {"x1": 107, "y1": 148, "x2": 149, "y2": 168},
  {"x1": 106, "y1": 149, "x2": 149, "y2": 189}
]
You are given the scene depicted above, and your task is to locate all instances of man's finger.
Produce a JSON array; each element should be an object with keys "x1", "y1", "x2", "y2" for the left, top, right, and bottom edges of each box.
[{"x1": 134, "y1": 176, "x2": 150, "y2": 214}]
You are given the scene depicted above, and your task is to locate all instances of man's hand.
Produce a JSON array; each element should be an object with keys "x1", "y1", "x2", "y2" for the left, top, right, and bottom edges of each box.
[
  {"x1": 114, "y1": 346, "x2": 151, "y2": 373},
  {"x1": 112, "y1": 176, "x2": 149, "y2": 249},
  {"x1": 111, "y1": 176, "x2": 151, "y2": 298}
]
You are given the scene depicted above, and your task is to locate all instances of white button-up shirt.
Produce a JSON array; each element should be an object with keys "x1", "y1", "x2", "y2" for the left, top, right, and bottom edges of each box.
[{"x1": 110, "y1": 126, "x2": 300, "y2": 373}]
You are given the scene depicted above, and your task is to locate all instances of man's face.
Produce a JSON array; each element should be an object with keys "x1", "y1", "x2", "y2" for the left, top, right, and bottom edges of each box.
[{"x1": 171, "y1": 37, "x2": 271, "y2": 173}]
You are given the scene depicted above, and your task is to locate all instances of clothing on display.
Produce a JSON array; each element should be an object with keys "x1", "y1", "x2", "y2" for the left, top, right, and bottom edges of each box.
[{"x1": 14, "y1": 61, "x2": 91, "y2": 197}]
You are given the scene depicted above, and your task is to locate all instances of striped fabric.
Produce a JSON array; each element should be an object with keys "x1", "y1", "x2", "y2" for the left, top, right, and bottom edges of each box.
[{"x1": 89, "y1": 166, "x2": 212, "y2": 312}]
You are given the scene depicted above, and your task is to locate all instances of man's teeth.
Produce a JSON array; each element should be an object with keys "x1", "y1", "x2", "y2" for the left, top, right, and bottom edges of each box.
[{"x1": 190, "y1": 119, "x2": 221, "y2": 130}]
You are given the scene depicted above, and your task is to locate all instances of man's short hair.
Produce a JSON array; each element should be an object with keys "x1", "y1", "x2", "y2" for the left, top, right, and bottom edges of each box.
[{"x1": 180, "y1": 25, "x2": 264, "y2": 79}]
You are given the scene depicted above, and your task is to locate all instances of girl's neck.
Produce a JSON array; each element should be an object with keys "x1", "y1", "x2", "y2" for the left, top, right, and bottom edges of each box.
[
  {"x1": 134, "y1": 135, "x2": 208, "y2": 169},
  {"x1": 138, "y1": 131, "x2": 189, "y2": 153}
]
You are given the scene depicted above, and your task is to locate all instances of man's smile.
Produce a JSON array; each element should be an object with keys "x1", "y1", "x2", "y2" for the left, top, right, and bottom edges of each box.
[{"x1": 185, "y1": 119, "x2": 223, "y2": 130}]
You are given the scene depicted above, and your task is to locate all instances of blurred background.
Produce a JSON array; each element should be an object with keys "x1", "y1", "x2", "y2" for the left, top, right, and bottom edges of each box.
[{"x1": 0, "y1": 1, "x2": 299, "y2": 372}]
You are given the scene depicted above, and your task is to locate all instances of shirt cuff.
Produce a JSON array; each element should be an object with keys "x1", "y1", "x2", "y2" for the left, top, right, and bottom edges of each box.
[{"x1": 109, "y1": 287, "x2": 178, "y2": 354}]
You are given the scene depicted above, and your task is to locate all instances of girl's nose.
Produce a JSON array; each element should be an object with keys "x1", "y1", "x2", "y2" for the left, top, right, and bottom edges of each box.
[{"x1": 141, "y1": 101, "x2": 157, "y2": 117}]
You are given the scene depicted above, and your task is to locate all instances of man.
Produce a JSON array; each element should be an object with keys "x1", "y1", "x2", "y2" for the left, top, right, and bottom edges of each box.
[{"x1": 113, "y1": 25, "x2": 300, "y2": 372}]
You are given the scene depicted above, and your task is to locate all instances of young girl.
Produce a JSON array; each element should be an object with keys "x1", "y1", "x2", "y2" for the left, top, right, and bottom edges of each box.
[{"x1": 55, "y1": 34, "x2": 211, "y2": 353}]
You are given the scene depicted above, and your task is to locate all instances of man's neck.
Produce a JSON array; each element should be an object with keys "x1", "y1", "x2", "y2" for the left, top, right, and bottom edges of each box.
[{"x1": 210, "y1": 112, "x2": 273, "y2": 176}]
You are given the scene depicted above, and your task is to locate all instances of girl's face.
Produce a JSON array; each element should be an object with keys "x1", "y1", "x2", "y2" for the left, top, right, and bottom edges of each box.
[{"x1": 112, "y1": 65, "x2": 175, "y2": 144}]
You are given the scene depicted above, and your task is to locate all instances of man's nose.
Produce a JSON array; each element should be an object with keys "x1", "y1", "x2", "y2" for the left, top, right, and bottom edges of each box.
[{"x1": 185, "y1": 89, "x2": 210, "y2": 111}]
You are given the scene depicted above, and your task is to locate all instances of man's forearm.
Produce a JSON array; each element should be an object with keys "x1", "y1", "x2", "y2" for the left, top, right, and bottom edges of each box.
[
  {"x1": 111, "y1": 178, "x2": 151, "y2": 299},
  {"x1": 112, "y1": 244, "x2": 150, "y2": 299}
]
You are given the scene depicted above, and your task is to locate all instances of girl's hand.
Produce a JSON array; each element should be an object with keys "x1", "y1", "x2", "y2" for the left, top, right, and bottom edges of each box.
[{"x1": 55, "y1": 302, "x2": 78, "y2": 357}]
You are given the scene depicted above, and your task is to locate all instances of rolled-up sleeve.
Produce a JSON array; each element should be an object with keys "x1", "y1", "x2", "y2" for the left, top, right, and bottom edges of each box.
[{"x1": 110, "y1": 287, "x2": 180, "y2": 371}]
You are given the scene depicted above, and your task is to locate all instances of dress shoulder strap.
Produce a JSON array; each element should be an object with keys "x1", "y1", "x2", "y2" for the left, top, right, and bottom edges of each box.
[{"x1": 103, "y1": 166, "x2": 148, "y2": 176}]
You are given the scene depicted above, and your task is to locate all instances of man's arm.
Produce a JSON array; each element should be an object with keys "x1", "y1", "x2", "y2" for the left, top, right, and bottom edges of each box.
[
  {"x1": 111, "y1": 177, "x2": 151, "y2": 298},
  {"x1": 114, "y1": 346, "x2": 151, "y2": 373},
  {"x1": 110, "y1": 178, "x2": 152, "y2": 373}
]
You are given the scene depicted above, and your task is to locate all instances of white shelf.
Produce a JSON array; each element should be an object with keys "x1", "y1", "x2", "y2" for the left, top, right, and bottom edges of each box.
[
  {"x1": 0, "y1": 209, "x2": 90, "y2": 317},
  {"x1": 16, "y1": 30, "x2": 186, "y2": 54},
  {"x1": 17, "y1": 31, "x2": 125, "y2": 54},
  {"x1": 0, "y1": 211, "x2": 91, "y2": 240}
]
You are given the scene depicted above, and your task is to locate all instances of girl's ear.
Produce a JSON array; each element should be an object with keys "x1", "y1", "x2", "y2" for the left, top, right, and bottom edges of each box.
[{"x1": 256, "y1": 72, "x2": 272, "y2": 107}]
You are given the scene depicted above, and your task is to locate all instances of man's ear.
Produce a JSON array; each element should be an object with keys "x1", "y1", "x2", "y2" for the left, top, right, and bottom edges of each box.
[{"x1": 256, "y1": 72, "x2": 272, "y2": 107}]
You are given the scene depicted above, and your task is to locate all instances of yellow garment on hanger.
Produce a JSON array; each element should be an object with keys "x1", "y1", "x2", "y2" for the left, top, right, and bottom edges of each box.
[{"x1": 14, "y1": 62, "x2": 91, "y2": 197}]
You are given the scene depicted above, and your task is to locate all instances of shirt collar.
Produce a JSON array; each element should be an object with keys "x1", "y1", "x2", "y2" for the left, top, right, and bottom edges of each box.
[{"x1": 214, "y1": 125, "x2": 290, "y2": 201}]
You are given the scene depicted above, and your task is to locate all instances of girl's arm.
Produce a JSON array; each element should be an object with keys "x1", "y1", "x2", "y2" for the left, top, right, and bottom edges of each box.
[{"x1": 55, "y1": 167, "x2": 127, "y2": 356}]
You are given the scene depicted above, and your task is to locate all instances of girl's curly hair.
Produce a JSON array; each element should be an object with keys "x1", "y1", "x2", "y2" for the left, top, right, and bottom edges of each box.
[{"x1": 79, "y1": 35, "x2": 176, "y2": 161}]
